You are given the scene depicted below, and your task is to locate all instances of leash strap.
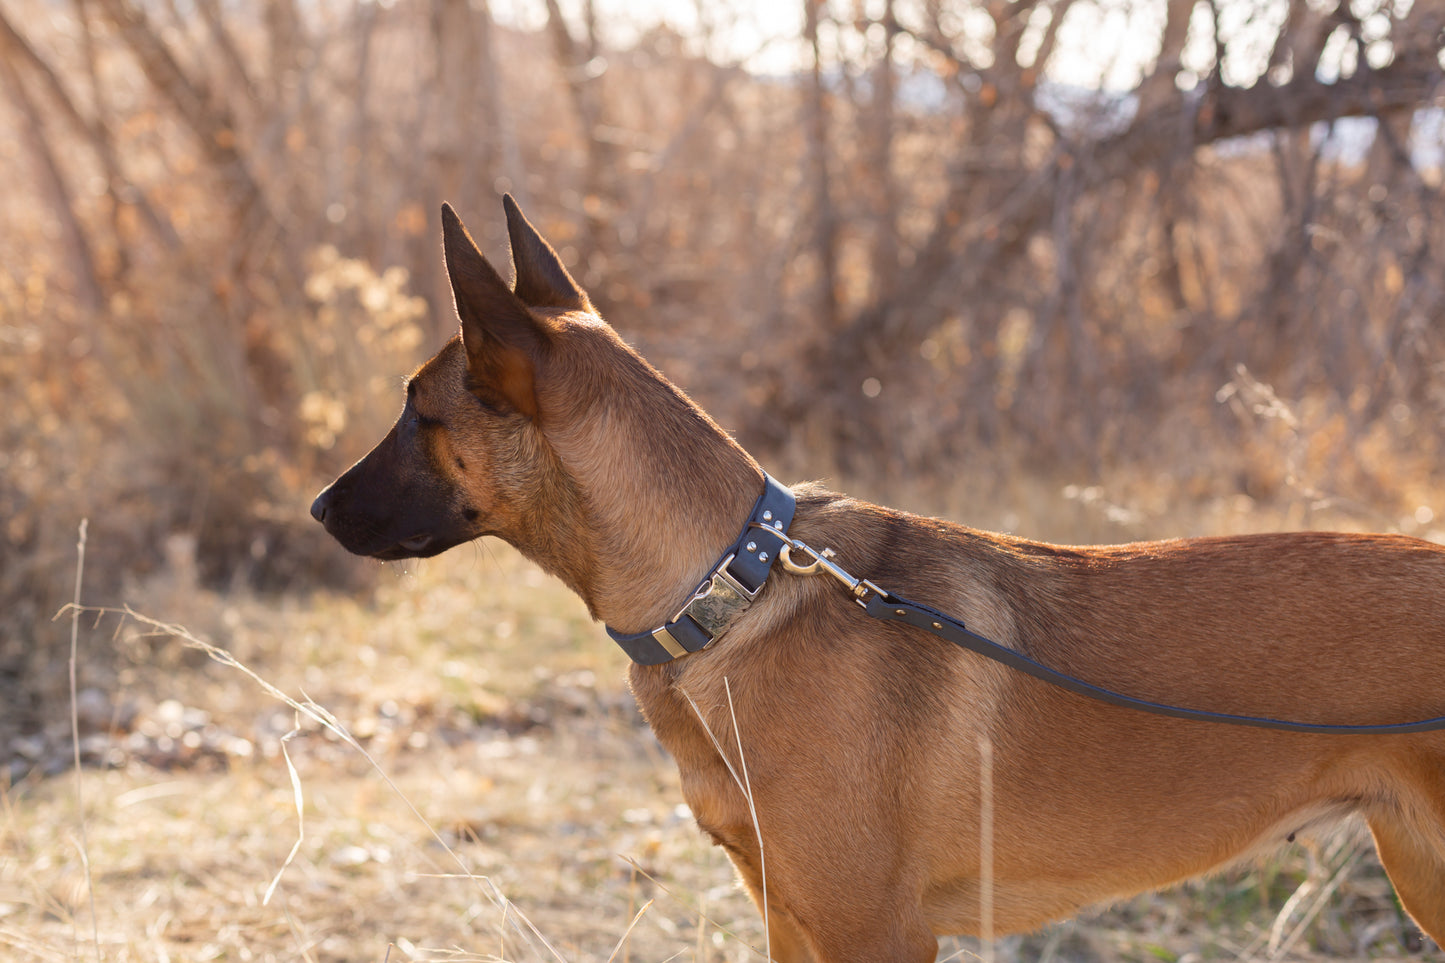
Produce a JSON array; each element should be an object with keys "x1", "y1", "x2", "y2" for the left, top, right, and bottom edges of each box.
[
  {"x1": 605, "y1": 473, "x2": 796, "y2": 665},
  {"x1": 778, "y1": 537, "x2": 1445, "y2": 735},
  {"x1": 864, "y1": 590, "x2": 1445, "y2": 733}
]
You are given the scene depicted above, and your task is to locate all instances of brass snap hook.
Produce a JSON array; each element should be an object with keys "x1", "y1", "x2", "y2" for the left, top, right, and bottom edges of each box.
[
  {"x1": 772, "y1": 535, "x2": 883, "y2": 607},
  {"x1": 778, "y1": 541, "x2": 835, "y2": 577}
]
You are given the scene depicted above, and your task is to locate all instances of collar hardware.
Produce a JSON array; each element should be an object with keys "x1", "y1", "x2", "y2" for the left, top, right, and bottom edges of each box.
[
  {"x1": 777, "y1": 539, "x2": 884, "y2": 607},
  {"x1": 651, "y1": 553, "x2": 760, "y2": 658},
  {"x1": 606, "y1": 473, "x2": 796, "y2": 665}
]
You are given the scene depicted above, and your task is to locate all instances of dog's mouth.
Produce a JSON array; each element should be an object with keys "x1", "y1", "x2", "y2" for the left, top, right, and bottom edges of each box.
[
  {"x1": 364, "y1": 533, "x2": 456, "y2": 560},
  {"x1": 367, "y1": 535, "x2": 433, "y2": 558}
]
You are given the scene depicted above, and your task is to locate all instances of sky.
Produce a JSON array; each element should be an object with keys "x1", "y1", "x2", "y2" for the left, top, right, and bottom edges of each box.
[
  {"x1": 486, "y1": 0, "x2": 1212, "y2": 88},
  {"x1": 490, "y1": 0, "x2": 806, "y2": 73},
  {"x1": 487, "y1": 0, "x2": 1416, "y2": 94}
]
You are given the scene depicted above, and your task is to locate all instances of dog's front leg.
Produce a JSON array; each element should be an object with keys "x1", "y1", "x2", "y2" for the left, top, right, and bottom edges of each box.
[
  {"x1": 729, "y1": 861, "x2": 816, "y2": 963},
  {"x1": 659, "y1": 661, "x2": 943, "y2": 960},
  {"x1": 722, "y1": 842, "x2": 937, "y2": 963},
  {"x1": 685, "y1": 761, "x2": 939, "y2": 962}
]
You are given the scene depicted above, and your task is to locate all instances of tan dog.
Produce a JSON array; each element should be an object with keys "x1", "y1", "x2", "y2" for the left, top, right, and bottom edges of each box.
[{"x1": 311, "y1": 197, "x2": 1445, "y2": 961}]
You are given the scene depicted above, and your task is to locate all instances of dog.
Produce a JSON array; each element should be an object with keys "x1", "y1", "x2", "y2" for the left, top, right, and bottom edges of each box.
[{"x1": 311, "y1": 196, "x2": 1445, "y2": 961}]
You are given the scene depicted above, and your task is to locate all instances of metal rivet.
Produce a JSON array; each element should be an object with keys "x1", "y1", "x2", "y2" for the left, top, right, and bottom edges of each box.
[
  {"x1": 932, "y1": 622, "x2": 942, "y2": 629},
  {"x1": 773, "y1": 520, "x2": 783, "y2": 529},
  {"x1": 762, "y1": 510, "x2": 773, "y2": 522},
  {"x1": 896, "y1": 609, "x2": 906, "y2": 616},
  {"x1": 745, "y1": 541, "x2": 758, "y2": 553},
  {"x1": 759, "y1": 552, "x2": 769, "y2": 562}
]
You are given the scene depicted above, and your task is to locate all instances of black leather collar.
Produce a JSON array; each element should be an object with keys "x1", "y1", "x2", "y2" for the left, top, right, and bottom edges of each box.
[{"x1": 605, "y1": 473, "x2": 796, "y2": 664}]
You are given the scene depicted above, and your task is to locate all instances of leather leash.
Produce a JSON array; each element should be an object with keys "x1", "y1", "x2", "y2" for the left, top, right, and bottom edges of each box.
[{"x1": 775, "y1": 534, "x2": 1445, "y2": 734}]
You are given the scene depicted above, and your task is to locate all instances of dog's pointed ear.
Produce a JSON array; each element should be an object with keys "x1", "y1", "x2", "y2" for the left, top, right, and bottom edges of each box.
[
  {"x1": 442, "y1": 203, "x2": 547, "y2": 419},
  {"x1": 502, "y1": 194, "x2": 593, "y2": 312}
]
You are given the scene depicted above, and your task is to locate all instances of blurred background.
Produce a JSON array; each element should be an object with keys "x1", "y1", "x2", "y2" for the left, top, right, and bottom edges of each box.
[{"x1": 2, "y1": 0, "x2": 1444, "y2": 957}]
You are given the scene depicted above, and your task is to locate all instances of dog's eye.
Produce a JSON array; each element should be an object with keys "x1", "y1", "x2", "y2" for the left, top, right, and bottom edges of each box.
[{"x1": 405, "y1": 410, "x2": 443, "y2": 434}]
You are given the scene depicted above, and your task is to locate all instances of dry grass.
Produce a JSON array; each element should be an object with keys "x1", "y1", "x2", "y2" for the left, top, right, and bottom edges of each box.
[
  {"x1": 4, "y1": 542, "x2": 771, "y2": 962},
  {"x1": 5, "y1": 493, "x2": 1443, "y2": 963},
  {"x1": 1, "y1": 727, "x2": 765, "y2": 961}
]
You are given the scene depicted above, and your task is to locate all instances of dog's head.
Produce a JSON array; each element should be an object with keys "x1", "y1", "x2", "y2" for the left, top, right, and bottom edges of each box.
[
  {"x1": 310, "y1": 197, "x2": 760, "y2": 616},
  {"x1": 309, "y1": 197, "x2": 591, "y2": 561}
]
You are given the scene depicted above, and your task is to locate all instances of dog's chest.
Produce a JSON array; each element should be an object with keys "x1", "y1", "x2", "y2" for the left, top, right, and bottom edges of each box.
[{"x1": 628, "y1": 665, "x2": 754, "y2": 836}]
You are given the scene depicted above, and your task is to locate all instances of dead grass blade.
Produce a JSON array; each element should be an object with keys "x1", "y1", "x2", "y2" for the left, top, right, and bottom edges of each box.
[
  {"x1": 263, "y1": 715, "x2": 306, "y2": 906},
  {"x1": 933, "y1": 944, "x2": 986, "y2": 963},
  {"x1": 1264, "y1": 844, "x2": 1365, "y2": 961},
  {"x1": 278, "y1": 899, "x2": 322, "y2": 963},
  {"x1": 614, "y1": 855, "x2": 763, "y2": 957},
  {"x1": 0, "y1": 925, "x2": 70, "y2": 963},
  {"x1": 677, "y1": 678, "x2": 772, "y2": 960},
  {"x1": 723, "y1": 677, "x2": 768, "y2": 952},
  {"x1": 66, "y1": 519, "x2": 100, "y2": 963},
  {"x1": 978, "y1": 735, "x2": 994, "y2": 963},
  {"x1": 604, "y1": 899, "x2": 653, "y2": 963}
]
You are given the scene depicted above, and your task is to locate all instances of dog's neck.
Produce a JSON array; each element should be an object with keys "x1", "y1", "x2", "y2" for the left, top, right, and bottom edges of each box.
[
  {"x1": 523, "y1": 341, "x2": 765, "y2": 634},
  {"x1": 586, "y1": 455, "x2": 764, "y2": 635}
]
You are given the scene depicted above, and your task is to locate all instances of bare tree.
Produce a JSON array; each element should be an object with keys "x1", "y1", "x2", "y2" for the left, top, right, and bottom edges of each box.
[
  {"x1": 0, "y1": 50, "x2": 103, "y2": 311},
  {"x1": 805, "y1": 0, "x2": 840, "y2": 332},
  {"x1": 787, "y1": 0, "x2": 1445, "y2": 473}
]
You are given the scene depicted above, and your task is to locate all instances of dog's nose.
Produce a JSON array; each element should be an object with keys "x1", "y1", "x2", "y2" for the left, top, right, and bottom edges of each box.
[{"x1": 310, "y1": 488, "x2": 333, "y2": 524}]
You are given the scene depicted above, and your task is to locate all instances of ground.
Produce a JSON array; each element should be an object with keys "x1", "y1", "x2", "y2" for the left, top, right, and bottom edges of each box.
[{"x1": 2, "y1": 540, "x2": 1440, "y2": 962}]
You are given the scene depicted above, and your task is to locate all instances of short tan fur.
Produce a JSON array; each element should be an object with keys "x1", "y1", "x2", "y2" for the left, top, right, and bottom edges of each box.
[{"x1": 311, "y1": 198, "x2": 1445, "y2": 962}]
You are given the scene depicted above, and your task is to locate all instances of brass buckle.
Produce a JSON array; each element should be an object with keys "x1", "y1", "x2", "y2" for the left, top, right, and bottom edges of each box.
[{"x1": 667, "y1": 554, "x2": 760, "y2": 650}]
